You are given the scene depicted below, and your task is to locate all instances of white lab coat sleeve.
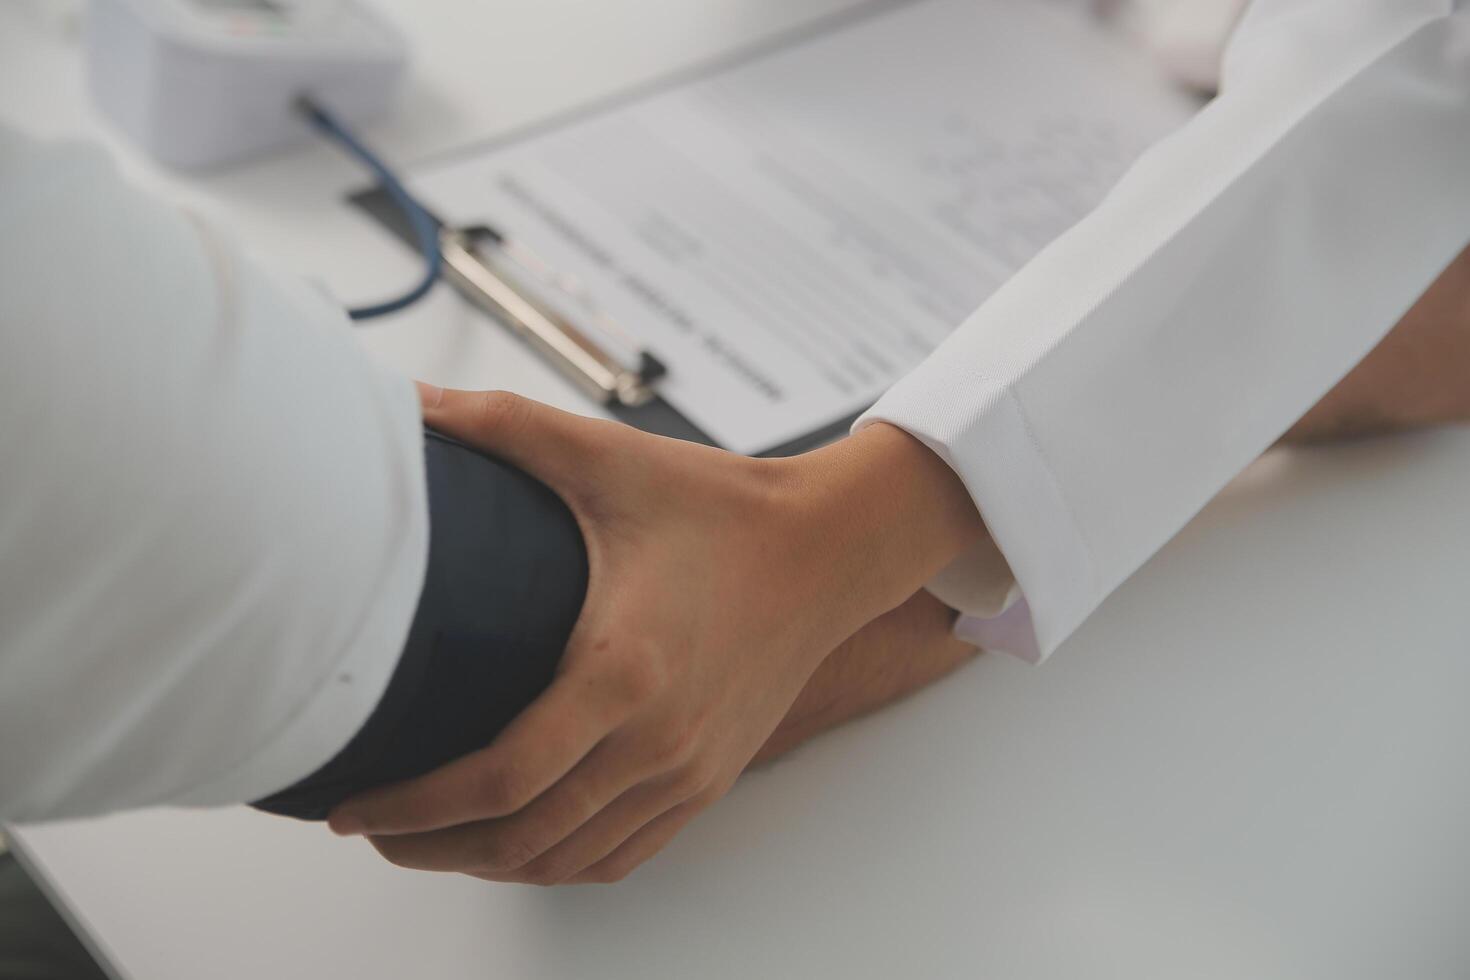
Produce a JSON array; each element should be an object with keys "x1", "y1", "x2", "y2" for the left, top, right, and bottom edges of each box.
[
  {"x1": 0, "y1": 126, "x2": 428, "y2": 822},
  {"x1": 857, "y1": 0, "x2": 1470, "y2": 662}
]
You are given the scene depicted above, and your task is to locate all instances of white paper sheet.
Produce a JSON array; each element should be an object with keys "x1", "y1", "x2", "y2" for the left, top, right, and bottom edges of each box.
[{"x1": 409, "y1": 0, "x2": 1199, "y2": 454}]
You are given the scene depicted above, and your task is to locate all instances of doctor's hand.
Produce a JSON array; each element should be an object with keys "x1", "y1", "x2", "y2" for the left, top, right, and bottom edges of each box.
[{"x1": 329, "y1": 385, "x2": 985, "y2": 884}]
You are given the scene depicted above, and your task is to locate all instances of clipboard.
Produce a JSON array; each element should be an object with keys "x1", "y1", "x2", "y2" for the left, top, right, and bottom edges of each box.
[
  {"x1": 351, "y1": 0, "x2": 1195, "y2": 458},
  {"x1": 351, "y1": 1, "x2": 901, "y2": 457},
  {"x1": 352, "y1": 184, "x2": 861, "y2": 456}
]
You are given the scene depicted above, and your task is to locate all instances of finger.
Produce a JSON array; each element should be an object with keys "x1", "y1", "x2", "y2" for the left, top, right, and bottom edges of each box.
[
  {"x1": 329, "y1": 667, "x2": 640, "y2": 837},
  {"x1": 366, "y1": 821, "x2": 495, "y2": 874},
  {"x1": 485, "y1": 768, "x2": 707, "y2": 885},
  {"x1": 414, "y1": 380, "x2": 444, "y2": 410},
  {"x1": 565, "y1": 792, "x2": 715, "y2": 885},
  {"x1": 361, "y1": 735, "x2": 674, "y2": 875},
  {"x1": 416, "y1": 387, "x2": 606, "y2": 490}
]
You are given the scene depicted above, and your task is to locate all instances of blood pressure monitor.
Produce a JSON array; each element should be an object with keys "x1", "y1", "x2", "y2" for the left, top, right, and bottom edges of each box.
[{"x1": 85, "y1": 0, "x2": 408, "y2": 168}]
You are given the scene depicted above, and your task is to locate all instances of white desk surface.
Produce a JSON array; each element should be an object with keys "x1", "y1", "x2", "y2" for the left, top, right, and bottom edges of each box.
[{"x1": 5, "y1": 3, "x2": 1470, "y2": 978}]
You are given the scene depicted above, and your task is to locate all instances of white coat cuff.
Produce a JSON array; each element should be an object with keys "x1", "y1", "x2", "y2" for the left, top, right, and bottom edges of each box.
[{"x1": 856, "y1": 381, "x2": 1093, "y2": 664}]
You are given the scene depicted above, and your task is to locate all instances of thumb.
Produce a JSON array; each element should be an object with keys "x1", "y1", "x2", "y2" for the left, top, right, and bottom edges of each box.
[{"x1": 416, "y1": 384, "x2": 593, "y2": 491}]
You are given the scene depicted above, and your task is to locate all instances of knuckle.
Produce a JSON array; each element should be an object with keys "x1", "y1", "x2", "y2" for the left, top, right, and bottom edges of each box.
[
  {"x1": 603, "y1": 650, "x2": 667, "y2": 706},
  {"x1": 474, "y1": 762, "x2": 532, "y2": 815},
  {"x1": 670, "y1": 758, "x2": 714, "y2": 797},
  {"x1": 654, "y1": 717, "x2": 706, "y2": 769},
  {"x1": 475, "y1": 390, "x2": 532, "y2": 437},
  {"x1": 483, "y1": 834, "x2": 545, "y2": 873}
]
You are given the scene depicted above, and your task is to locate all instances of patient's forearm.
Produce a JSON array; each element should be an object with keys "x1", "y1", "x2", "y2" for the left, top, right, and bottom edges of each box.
[
  {"x1": 753, "y1": 590, "x2": 979, "y2": 765},
  {"x1": 1284, "y1": 242, "x2": 1470, "y2": 444}
]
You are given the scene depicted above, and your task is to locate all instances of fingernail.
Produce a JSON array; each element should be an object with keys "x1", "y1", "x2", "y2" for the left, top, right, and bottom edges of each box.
[{"x1": 415, "y1": 380, "x2": 444, "y2": 409}]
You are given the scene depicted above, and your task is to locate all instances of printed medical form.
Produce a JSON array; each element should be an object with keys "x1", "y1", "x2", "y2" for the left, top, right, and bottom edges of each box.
[{"x1": 407, "y1": 0, "x2": 1200, "y2": 454}]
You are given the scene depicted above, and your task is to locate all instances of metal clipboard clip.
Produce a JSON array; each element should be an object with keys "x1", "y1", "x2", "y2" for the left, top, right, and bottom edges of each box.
[{"x1": 438, "y1": 225, "x2": 667, "y2": 408}]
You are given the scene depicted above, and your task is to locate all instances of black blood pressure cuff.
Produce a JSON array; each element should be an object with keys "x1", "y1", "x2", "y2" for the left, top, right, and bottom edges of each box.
[{"x1": 252, "y1": 430, "x2": 589, "y2": 821}]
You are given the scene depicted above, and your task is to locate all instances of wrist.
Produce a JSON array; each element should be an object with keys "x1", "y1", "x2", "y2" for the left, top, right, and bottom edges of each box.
[{"x1": 771, "y1": 422, "x2": 985, "y2": 629}]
